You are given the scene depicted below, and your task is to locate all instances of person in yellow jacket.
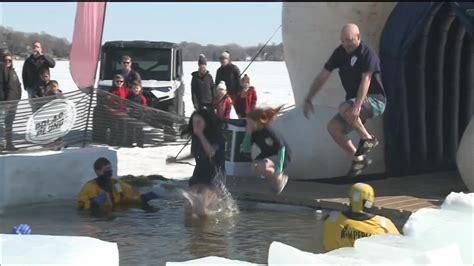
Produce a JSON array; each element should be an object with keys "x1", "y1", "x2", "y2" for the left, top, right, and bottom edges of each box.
[
  {"x1": 77, "y1": 157, "x2": 159, "y2": 214},
  {"x1": 322, "y1": 182, "x2": 400, "y2": 252}
]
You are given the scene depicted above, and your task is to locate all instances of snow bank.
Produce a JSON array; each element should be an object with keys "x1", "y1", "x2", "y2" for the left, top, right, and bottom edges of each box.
[
  {"x1": 0, "y1": 234, "x2": 118, "y2": 266},
  {"x1": 168, "y1": 192, "x2": 474, "y2": 265},
  {"x1": 0, "y1": 146, "x2": 117, "y2": 207},
  {"x1": 166, "y1": 256, "x2": 260, "y2": 266}
]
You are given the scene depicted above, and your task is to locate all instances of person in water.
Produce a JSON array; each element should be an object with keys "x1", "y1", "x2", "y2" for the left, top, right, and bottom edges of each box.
[
  {"x1": 181, "y1": 108, "x2": 226, "y2": 218},
  {"x1": 322, "y1": 182, "x2": 400, "y2": 251},
  {"x1": 77, "y1": 157, "x2": 159, "y2": 215},
  {"x1": 240, "y1": 105, "x2": 291, "y2": 194}
]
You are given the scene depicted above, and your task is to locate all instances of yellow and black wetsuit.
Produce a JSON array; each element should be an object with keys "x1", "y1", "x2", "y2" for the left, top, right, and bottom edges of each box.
[
  {"x1": 77, "y1": 178, "x2": 142, "y2": 211},
  {"x1": 322, "y1": 210, "x2": 400, "y2": 252}
]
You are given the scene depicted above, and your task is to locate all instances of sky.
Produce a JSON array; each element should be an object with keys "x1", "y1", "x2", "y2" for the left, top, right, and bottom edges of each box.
[{"x1": 0, "y1": 2, "x2": 283, "y2": 47}]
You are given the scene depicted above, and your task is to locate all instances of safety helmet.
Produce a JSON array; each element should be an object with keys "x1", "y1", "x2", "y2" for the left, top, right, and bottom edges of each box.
[{"x1": 348, "y1": 183, "x2": 375, "y2": 212}]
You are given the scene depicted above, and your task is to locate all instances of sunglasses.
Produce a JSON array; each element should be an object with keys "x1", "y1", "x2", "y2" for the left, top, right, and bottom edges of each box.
[
  {"x1": 4, "y1": 59, "x2": 12, "y2": 62},
  {"x1": 122, "y1": 61, "x2": 131, "y2": 64},
  {"x1": 115, "y1": 80, "x2": 124, "y2": 83}
]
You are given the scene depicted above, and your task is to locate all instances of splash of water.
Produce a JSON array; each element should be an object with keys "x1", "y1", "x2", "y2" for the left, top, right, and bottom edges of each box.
[{"x1": 210, "y1": 170, "x2": 239, "y2": 216}]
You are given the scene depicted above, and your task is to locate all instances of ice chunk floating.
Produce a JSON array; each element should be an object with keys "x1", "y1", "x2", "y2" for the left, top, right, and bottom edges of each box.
[
  {"x1": 0, "y1": 234, "x2": 119, "y2": 265},
  {"x1": 168, "y1": 192, "x2": 473, "y2": 265}
]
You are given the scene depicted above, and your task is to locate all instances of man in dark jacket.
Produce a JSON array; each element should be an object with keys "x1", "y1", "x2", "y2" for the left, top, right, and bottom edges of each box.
[
  {"x1": 191, "y1": 54, "x2": 215, "y2": 110},
  {"x1": 3, "y1": 52, "x2": 22, "y2": 150},
  {"x1": 215, "y1": 51, "x2": 241, "y2": 108},
  {"x1": 120, "y1": 55, "x2": 141, "y2": 88},
  {"x1": 21, "y1": 41, "x2": 55, "y2": 100}
]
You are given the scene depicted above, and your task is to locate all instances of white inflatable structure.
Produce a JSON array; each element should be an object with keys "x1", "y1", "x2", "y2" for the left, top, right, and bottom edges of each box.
[
  {"x1": 0, "y1": 234, "x2": 119, "y2": 265},
  {"x1": 457, "y1": 116, "x2": 474, "y2": 192},
  {"x1": 0, "y1": 146, "x2": 117, "y2": 208},
  {"x1": 167, "y1": 192, "x2": 474, "y2": 265}
]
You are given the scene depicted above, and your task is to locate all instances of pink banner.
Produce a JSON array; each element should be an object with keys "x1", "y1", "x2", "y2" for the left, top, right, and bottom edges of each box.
[{"x1": 69, "y1": 2, "x2": 106, "y2": 91}]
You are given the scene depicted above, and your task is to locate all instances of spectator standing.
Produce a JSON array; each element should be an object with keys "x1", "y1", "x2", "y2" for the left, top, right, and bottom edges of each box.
[
  {"x1": 215, "y1": 51, "x2": 241, "y2": 108},
  {"x1": 21, "y1": 41, "x2": 55, "y2": 100},
  {"x1": 235, "y1": 74, "x2": 257, "y2": 118},
  {"x1": 2, "y1": 52, "x2": 22, "y2": 150},
  {"x1": 191, "y1": 54, "x2": 215, "y2": 110}
]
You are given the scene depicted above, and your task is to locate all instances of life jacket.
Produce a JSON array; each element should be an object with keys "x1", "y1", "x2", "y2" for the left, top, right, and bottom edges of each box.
[
  {"x1": 77, "y1": 178, "x2": 142, "y2": 211},
  {"x1": 322, "y1": 210, "x2": 400, "y2": 252}
]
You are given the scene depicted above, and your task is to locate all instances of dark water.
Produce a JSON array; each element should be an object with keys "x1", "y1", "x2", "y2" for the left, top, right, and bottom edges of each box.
[{"x1": 1, "y1": 184, "x2": 325, "y2": 265}]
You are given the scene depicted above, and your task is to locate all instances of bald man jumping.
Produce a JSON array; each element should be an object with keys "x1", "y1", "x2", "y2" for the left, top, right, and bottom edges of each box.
[{"x1": 303, "y1": 23, "x2": 387, "y2": 177}]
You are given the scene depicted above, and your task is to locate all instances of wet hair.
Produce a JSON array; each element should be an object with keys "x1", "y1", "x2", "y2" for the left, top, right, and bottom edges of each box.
[
  {"x1": 47, "y1": 80, "x2": 59, "y2": 87},
  {"x1": 181, "y1": 108, "x2": 223, "y2": 139},
  {"x1": 94, "y1": 157, "x2": 111, "y2": 171},
  {"x1": 246, "y1": 105, "x2": 284, "y2": 127}
]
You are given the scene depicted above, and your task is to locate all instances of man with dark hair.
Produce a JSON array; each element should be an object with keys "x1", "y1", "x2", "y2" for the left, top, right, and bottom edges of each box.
[
  {"x1": 215, "y1": 50, "x2": 241, "y2": 108},
  {"x1": 21, "y1": 41, "x2": 55, "y2": 100},
  {"x1": 303, "y1": 23, "x2": 386, "y2": 177},
  {"x1": 2, "y1": 52, "x2": 22, "y2": 150},
  {"x1": 120, "y1": 55, "x2": 141, "y2": 88},
  {"x1": 77, "y1": 157, "x2": 159, "y2": 215}
]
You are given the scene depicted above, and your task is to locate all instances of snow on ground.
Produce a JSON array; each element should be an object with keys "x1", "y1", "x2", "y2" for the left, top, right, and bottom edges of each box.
[{"x1": 12, "y1": 60, "x2": 294, "y2": 179}]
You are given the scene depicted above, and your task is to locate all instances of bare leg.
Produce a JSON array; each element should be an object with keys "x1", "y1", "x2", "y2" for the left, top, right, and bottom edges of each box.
[
  {"x1": 253, "y1": 159, "x2": 286, "y2": 186},
  {"x1": 327, "y1": 118, "x2": 357, "y2": 156},
  {"x1": 348, "y1": 116, "x2": 372, "y2": 140}
]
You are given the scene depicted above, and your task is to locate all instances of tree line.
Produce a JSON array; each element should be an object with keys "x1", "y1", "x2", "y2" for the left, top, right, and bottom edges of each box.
[
  {"x1": 0, "y1": 26, "x2": 285, "y2": 61},
  {"x1": 178, "y1": 41, "x2": 285, "y2": 61},
  {"x1": 0, "y1": 26, "x2": 71, "y2": 59}
]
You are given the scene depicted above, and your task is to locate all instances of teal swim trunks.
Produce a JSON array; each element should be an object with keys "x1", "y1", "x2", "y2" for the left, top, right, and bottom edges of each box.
[{"x1": 334, "y1": 94, "x2": 386, "y2": 135}]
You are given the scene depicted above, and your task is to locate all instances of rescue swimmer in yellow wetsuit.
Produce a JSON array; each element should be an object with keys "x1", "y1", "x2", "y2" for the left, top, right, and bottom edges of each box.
[
  {"x1": 322, "y1": 182, "x2": 400, "y2": 251},
  {"x1": 77, "y1": 157, "x2": 159, "y2": 214}
]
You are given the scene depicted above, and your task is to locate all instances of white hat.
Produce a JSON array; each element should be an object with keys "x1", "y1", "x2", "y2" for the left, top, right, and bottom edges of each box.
[
  {"x1": 216, "y1": 81, "x2": 227, "y2": 91},
  {"x1": 219, "y1": 51, "x2": 230, "y2": 60}
]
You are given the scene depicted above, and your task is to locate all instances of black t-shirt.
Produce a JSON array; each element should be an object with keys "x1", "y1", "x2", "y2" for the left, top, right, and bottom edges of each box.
[
  {"x1": 251, "y1": 126, "x2": 291, "y2": 166},
  {"x1": 324, "y1": 41, "x2": 386, "y2": 102},
  {"x1": 190, "y1": 133, "x2": 226, "y2": 186}
]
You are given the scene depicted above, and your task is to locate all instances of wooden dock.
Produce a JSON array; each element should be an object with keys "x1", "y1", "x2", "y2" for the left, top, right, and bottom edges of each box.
[{"x1": 225, "y1": 171, "x2": 468, "y2": 229}]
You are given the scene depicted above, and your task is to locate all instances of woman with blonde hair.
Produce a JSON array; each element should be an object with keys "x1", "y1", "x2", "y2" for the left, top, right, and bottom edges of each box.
[{"x1": 240, "y1": 105, "x2": 291, "y2": 194}]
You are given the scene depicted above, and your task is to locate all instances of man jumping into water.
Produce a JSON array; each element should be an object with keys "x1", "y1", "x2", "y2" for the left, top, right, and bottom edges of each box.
[{"x1": 303, "y1": 23, "x2": 386, "y2": 177}]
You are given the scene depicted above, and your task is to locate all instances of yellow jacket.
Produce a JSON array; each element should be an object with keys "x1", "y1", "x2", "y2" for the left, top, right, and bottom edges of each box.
[
  {"x1": 77, "y1": 178, "x2": 142, "y2": 211},
  {"x1": 322, "y1": 211, "x2": 400, "y2": 252}
]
